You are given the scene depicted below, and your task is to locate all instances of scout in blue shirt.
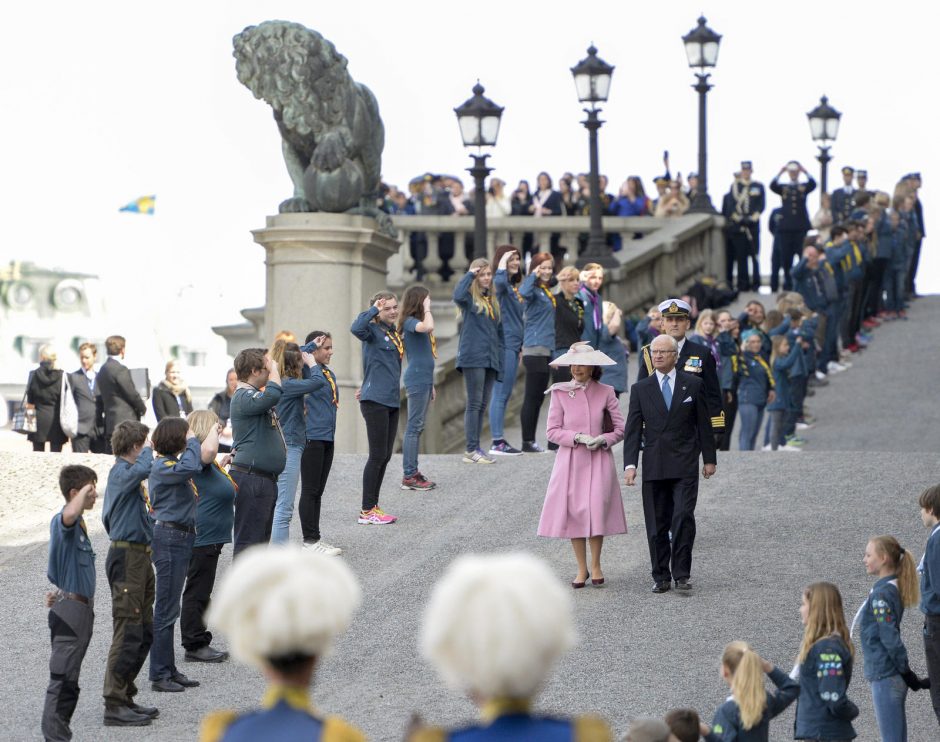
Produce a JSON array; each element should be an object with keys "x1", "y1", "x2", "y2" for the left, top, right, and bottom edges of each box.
[
  {"x1": 518, "y1": 253, "x2": 557, "y2": 453},
  {"x1": 181, "y1": 410, "x2": 235, "y2": 664},
  {"x1": 489, "y1": 246, "x2": 526, "y2": 456},
  {"x1": 350, "y1": 293, "x2": 402, "y2": 524},
  {"x1": 793, "y1": 582, "x2": 859, "y2": 741},
  {"x1": 298, "y1": 331, "x2": 345, "y2": 554},
  {"x1": 101, "y1": 420, "x2": 163, "y2": 724},
  {"x1": 399, "y1": 285, "x2": 438, "y2": 489},
  {"x1": 42, "y1": 464, "x2": 100, "y2": 740},
  {"x1": 855, "y1": 536, "x2": 929, "y2": 740},
  {"x1": 453, "y1": 259, "x2": 505, "y2": 463},
  {"x1": 703, "y1": 642, "x2": 797, "y2": 742},
  {"x1": 918, "y1": 484, "x2": 940, "y2": 723}
]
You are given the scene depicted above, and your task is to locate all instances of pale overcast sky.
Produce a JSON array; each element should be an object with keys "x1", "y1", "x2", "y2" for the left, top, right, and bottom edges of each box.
[{"x1": 1, "y1": 0, "x2": 935, "y2": 330}]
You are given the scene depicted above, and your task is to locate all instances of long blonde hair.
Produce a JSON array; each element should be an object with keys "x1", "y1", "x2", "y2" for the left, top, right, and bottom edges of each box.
[
  {"x1": 869, "y1": 536, "x2": 920, "y2": 608},
  {"x1": 797, "y1": 582, "x2": 854, "y2": 664},
  {"x1": 722, "y1": 641, "x2": 766, "y2": 730},
  {"x1": 460, "y1": 258, "x2": 500, "y2": 321}
]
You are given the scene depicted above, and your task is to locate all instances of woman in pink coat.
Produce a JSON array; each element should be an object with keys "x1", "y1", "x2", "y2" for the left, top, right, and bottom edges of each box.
[{"x1": 537, "y1": 342, "x2": 626, "y2": 589}]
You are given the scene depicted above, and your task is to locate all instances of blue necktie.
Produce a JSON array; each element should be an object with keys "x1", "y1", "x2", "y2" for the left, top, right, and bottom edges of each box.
[{"x1": 661, "y1": 375, "x2": 672, "y2": 408}]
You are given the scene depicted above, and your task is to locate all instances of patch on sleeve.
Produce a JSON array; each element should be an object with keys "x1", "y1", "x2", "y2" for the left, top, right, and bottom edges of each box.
[
  {"x1": 872, "y1": 597, "x2": 895, "y2": 623},
  {"x1": 816, "y1": 653, "x2": 844, "y2": 678}
]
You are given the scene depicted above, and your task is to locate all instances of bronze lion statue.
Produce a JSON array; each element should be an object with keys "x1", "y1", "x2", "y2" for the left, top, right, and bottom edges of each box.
[{"x1": 233, "y1": 21, "x2": 385, "y2": 215}]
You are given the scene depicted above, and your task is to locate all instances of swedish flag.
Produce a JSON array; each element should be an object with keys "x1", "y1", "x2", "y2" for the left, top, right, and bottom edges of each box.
[{"x1": 119, "y1": 195, "x2": 156, "y2": 215}]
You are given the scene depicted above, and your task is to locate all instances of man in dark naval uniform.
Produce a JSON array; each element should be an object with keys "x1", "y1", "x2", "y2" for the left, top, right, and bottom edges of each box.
[
  {"x1": 637, "y1": 299, "x2": 724, "y2": 440},
  {"x1": 624, "y1": 332, "x2": 717, "y2": 593},
  {"x1": 770, "y1": 161, "x2": 816, "y2": 291},
  {"x1": 722, "y1": 161, "x2": 765, "y2": 291},
  {"x1": 830, "y1": 166, "x2": 856, "y2": 224}
]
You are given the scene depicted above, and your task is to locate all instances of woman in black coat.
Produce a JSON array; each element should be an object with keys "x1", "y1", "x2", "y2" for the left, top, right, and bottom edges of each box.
[
  {"x1": 152, "y1": 360, "x2": 194, "y2": 421},
  {"x1": 26, "y1": 346, "x2": 67, "y2": 452}
]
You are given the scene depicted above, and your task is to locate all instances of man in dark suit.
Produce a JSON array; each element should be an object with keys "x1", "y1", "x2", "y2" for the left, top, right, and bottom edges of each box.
[
  {"x1": 637, "y1": 299, "x2": 724, "y2": 440},
  {"x1": 97, "y1": 335, "x2": 146, "y2": 453},
  {"x1": 69, "y1": 342, "x2": 106, "y2": 453},
  {"x1": 623, "y1": 333, "x2": 717, "y2": 594},
  {"x1": 830, "y1": 166, "x2": 856, "y2": 224},
  {"x1": 769, "y1": 161, "x2": 817, "y2": 291}
]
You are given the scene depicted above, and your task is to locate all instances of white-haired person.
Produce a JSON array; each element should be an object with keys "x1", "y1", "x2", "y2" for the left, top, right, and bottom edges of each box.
[
  {"x1": 408, "y1": 552, "x2": 613, "y2": 741},
  {"x1": 199, "y1": 546, "x2": 364, "y2": 742},
  {"x1": 537, "y1": 343, "x2": 626, "y2": 588}
]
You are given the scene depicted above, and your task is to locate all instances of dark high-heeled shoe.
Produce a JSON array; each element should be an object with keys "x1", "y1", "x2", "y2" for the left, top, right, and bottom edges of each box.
[
  {"x1": 572, "y1": 573, "x2": 590, "y2": 589},
  {"x1": 591, "y1": 577, "x2": 605, "y2": 587}
]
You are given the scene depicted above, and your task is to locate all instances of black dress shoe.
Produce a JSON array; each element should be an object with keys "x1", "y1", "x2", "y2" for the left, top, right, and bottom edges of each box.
[
  {"x1": 151, "y1": 678, "x2": 185, "y2": 693},
  {"x1": 185, "y1": 645, "x2": 229, "y2": 663},
  {"x1": 104, "y1": 705, "x2": 152, "y2": 726},
  {"x1": 675, "y1": 578, "x2": 692, "y2": 591},
  {"x1": 128, "y1": 702, "x2": 159, "y2": 719},
  {"x1": 170, "y1": 671, "x2": 200, "y2": 688},
  {"x1": 651, "y1": 581, "x2": 671, "y2": 593}
]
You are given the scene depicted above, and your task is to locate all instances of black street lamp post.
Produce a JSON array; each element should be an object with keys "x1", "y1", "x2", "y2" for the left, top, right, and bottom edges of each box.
[
  {"x1": 454, "y1": 82, "x2": 504, "y2": 260},
  {"x1": 806, "y1": 95, "x2": 842, "y2": 204},
  {"x1": 571, "y1": 45, "x2": 616, "y2": 269},
  {"x1": 682, "y1": 16, "x2": 722, "y2": 214}
]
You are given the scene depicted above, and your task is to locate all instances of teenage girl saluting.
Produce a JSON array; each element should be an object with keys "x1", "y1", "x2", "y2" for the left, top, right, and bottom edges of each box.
[
  {"x1": 854, "y1": 535, "x2": 930, "y2": 741},
  {"x1": 793, "y1": 581, "x2": 860, "y2": 741},
  {"x1": 517, "y1": 252, "x2": 556, "y2": 453},
  {"x1": 704, "y1": 641, "x2": 798, "y2": 741},
  {"x1": 453, "y1": 258, "x2": 504, "y2": 465},
  {"x1": 350, "y1": 292, "x2": 402, "y2": 525},
  {"x1": 488, "y1": 245, "x2": 525, "y2": 456},
  {"x1": 398, "y1": 286, "x2": 437, "y2": 490}
]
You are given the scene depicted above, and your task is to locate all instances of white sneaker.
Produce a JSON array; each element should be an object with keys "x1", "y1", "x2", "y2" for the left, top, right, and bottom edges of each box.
[
  {"x1": 462, "y1": 449, "x2": 495, "y2": 464},
  {"x1": 827, "y1": 361, "x2": 846, "y2": 373},
  {"x1": 815, "y1": 370, "x2": 827, "y2": 381},
  {"x1": 781, "y1": 443, "x2": 803, "y2": 452},
  {"x1": 796, "y1": 422, "x2": 813, "y2": 430},
  {"x1": 762, "y1": 444, "x2": 773, "y2": 451},
  {"x1": 303, "y1": 540, "x2": 342, "y2": 556}
]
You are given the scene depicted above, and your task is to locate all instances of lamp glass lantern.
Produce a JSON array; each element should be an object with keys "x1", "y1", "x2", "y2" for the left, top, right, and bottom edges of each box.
[
  {"x1": 570, "y1": 45, "x2": 614, "y2": 106},
  {"x1": 807, "y1": 95, "x2": 841, "y2": 142},
  {"x1": 682, "y1": 16, "x2": 722, "y2": 69},
  {"x1": 454, "y1": 82, "x2": 504, "y2": 148}
]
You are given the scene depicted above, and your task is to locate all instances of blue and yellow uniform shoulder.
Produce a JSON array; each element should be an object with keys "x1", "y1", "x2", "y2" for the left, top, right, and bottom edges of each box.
[{"x1": 200, "y1": 685, "x2": 365, "y2": 742}]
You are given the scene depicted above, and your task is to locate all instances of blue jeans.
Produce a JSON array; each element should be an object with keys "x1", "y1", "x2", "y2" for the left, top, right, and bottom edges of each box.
[
  {"x1": 463, "y1": 367, "x2": 497, "y2": 452},
  {"x1": 737, "y1": 402, "x2": 764, "y2": 451},
  {"x1": 271, "y1": 444, "x2": 303, "y2": 544},
  {"x1": 870, "y1": 673, "x2": 908, "y2": 742},
  {"x1": 403, "y1": 385, "x2": 432, "y2": 477},
  {"x1": 488, "y1": 346, "x2": 520, "y2": 440},
  {"x1": 149, "y1": 524, "x2": 194, "y2": 681}
]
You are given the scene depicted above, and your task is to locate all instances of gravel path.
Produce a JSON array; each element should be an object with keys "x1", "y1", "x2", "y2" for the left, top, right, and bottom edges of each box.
[{"x1": 1, "y1": 298, "x2": 937, "y2": 741}]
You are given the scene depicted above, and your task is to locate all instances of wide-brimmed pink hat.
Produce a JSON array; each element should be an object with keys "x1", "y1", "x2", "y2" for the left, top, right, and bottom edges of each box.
[{"x1": 549, "y1": 341, "x2": 615, "y2": 367}]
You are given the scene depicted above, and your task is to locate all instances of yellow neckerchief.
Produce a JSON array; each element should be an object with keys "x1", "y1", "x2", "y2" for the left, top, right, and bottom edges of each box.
[
  {"x1": 141, "y1": 480, "x2": 153, "y2": 515},
  {"x1": 756, "y1": 355, "x2": 776, "y2": 388},
  {"x1": 429, "y1": 333, "x2": 438, "y2": 359},
  {"x1": 539, "y1": 284, "x2": 557, "y2": 308},
  {"x1": 511, "y1": 284, "x2": 524, "y2": 304},
  {"x1": 321, "y1": 366, "x2": 339, "y2": 407},
  {"x1": 382, "y1": 325, "x2": 404, "y2": 359},
  {"x1": 213, "y1": 460, "x2": 237, "y2": 492},
  {"x1": 162, "y1": 457, "x2": 198, "y2": 499},
  {"x1": 480, "y1": 293, "x2": 495, "y2": 320},
  {"x1": 261, "y1": 684, "x2": 316, "y2": 714},
  {"x1": 480, "y1": 697, "x2": 532, "y2": 723},
  {"x1": 566, "y1": 294, "x2": 584, "y2": 322}
]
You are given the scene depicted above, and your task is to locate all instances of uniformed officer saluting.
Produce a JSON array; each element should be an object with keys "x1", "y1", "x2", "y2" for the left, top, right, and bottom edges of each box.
[
  {"x1": 830, "y1": 166, "x2": 856, "y2": 224},
  {"x1": 722, "y1": 161, "x2": 766, "y2": 292},
  {"x1": 638, "y1": 299, "x2": 724, "y2": 440},
  {"x1": 770, "y1": 161, "x2": 817, "y2": 291}
]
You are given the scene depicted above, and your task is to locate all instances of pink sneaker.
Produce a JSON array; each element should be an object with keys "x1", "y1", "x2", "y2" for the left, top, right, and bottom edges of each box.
[{"x1": 357, "y1": 507, "x2": 397, "y2": 525}]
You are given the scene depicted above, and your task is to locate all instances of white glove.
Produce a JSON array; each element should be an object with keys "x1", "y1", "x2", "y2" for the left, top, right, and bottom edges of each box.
[
  {"x1": 574, "y1": 433, "x2": 591, "y2": 446},
  {"x1": 585, "y1": 435, "x2": 607, "y2": 450}
]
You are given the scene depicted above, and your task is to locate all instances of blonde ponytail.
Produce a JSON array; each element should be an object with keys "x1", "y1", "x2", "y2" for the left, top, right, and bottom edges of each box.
[
  {"x1": 871, "y1": 535, "x2": 920, "y2": 608},
  {"x1": 723, "y1": 641, "x2": 767, "y2": 731}
]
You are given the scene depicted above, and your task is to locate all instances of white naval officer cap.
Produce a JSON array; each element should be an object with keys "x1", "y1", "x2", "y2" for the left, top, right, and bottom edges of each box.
[{"x1": 658, "y1": 298, "x2": 691, "y2": 318}]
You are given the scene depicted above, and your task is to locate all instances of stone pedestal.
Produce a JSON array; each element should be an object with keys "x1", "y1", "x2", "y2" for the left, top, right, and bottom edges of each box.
[{"x1": 253, "y1": 213, "x2": 400, "y2": 454}]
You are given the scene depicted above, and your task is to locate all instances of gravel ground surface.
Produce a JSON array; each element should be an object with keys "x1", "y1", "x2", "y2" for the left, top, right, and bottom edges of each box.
[{"x1": 1, "y1": 298, "x2": 937, "y2": 741}]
